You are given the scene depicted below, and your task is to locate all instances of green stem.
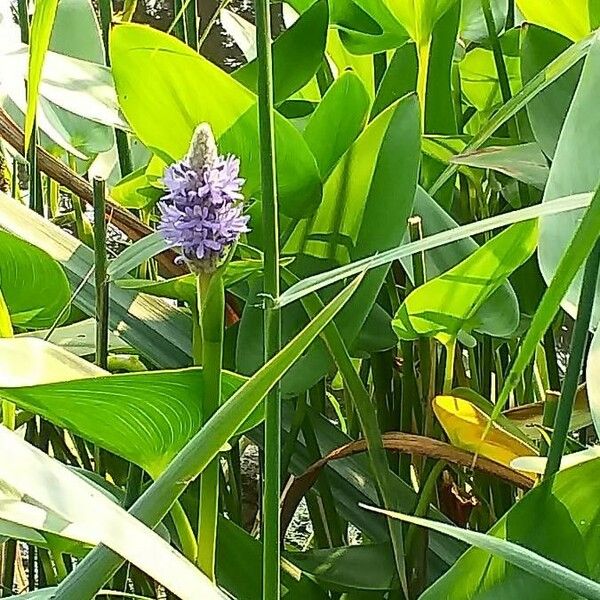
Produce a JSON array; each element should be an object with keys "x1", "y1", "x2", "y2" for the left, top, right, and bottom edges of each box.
[
  {"x1": 93, "y1": 177, "x2": 109, "y2": 370},
  {"x1": 544, "y1": 239, "x2": 600, "y2": 478},
  {"x1": 416, "y1": 39, "x2": 431, "y2": 131},
  {"x1": 1, "y1": 539, "x2": 16, "y2": 595},
  {"x1": 255, "y1": 0, "x2": 281, "y2": 595},
  {"x1": 442, "y1": 340, "x2": 456, "y2": 395},
  {"x1": 50, "y1": 281, "x2": 356, "y2": 600},
  {"x1": 171, "y1": 499, "x2": 198, "y2": 561},
  {"x1": 196, "y1": 272, "x2": 225, "y2": 580},
  {"x1": 184, "y1": 0, "x2": 198, "y2": 50},
  {"x1": 283, "y1": 271, "x2": 408, "y2": 594}
]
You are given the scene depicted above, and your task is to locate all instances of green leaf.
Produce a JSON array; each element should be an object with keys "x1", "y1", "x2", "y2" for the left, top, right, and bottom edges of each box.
[
  {"x1": 286, "y1": 543, "x2": 397, "y2": 591},
  {"x1": 451, "y1": 143, "x2": 549, "y2": 189},
  {"x1": 49, "y1": 274, "x2": 364, "y2": 600},
  {"x1": 277, "y1": 191, "x2": 592, "y2": 309},
  {"x1": 460, "y1": 0, "x2": 508, "y2": 43},
  {"x1": 516, "y1": 0, "x2": 593, "y2": 41},
  {"x1": 0, "y1": 338, "x2": 250, "y2": 477},
  {"x1": 107, "y1": 232, "x2": 168, "y2": 280},
  {"x1": 303, "y1": 71, "x2": 370, "y2": 179},
  {"x1": 0, "y1": 191, "x2": 193, "y2": 368},
  {"x1": 371, "y1": 42, "x2": 418, "y2": 118},
  {"x1": 234, "y1": 0, "x2": 328, "y2": 103},
  {"x1": 0, "y1": 229, "x2": 71, "y2": 329},
  {"x1": 401, "y1": 187, "x2": 521, "y2": 338},
  {"x1": 0, "y1": 425, "x2": 221, "y2": 599},
  {"x1": 539, "y1": 34, "x2": 600, "y2": 327},
  {"x1": 111, "y1": 167, "x2": 162, "y2": 210},
  {"x1": 23, "y1": 318, "x2": 130, "y2": 357},
  {"x1": 492, "y1": 184, "x2": 600, "y2": 422},
  {"x1": 325, "y1": 0, "x2": 408, "y2": 54},
  {"x1": 239, "y1": 94, "x2": 420, "y2": 395},
  {"x1": 110, "y1": 23, "x2": 321, "y2": 219},
  {"x1": 459, "y1": 32, "x2": 521, "y2": 112},
  {"x1": 116, "y1": 259, "x2": 271, "y2": 303},
  {"x1": 218, "y1": 518, "x2": 326, "y2": 599},
  {"x1": 407, "y1": 458, "x2": 600, "y2": 599},
  {"x1": 24, "y1": 0, "x2": 59, "y2": 152},
  {"x1": 393, "y1": 221, "x2": 538, "y2": 343},
  {"x1": 521, "y1": 24, "x2": 582, "y2": 158},
  {"x1": 392, "y1": 0, "x2": 458, "y2": 46},
  {"x1": 45, "y1": 0, "x2": 113, "y2": 157},
  {"x1": 431, "y1": 30, "x2": 595, "y2": 194}
]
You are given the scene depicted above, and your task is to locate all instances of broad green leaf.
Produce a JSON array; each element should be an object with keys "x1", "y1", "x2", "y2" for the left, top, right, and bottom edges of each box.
[
  {"x1": 303, "y1": 71, "x2": 370, "y2": 179},
  {"x1": 402, "y1": 187, "x2": 521, "y2": 338},
  {"x1": 460, "y1": 0, "x2": 508, "y2": 43},
  {"x1": 107, "y1": 232, "x2": 168, "y2": 280},
  {"x1": 45, "y1": 0, "x2": 113, "y2": 156},
  {"x1": 287, "y1": 543, "x2": 397, "y2": 591},
  {"x1": 111, "y1": 166, "x2": 162, "y2": 210},
  {"x1": 48, "y1": 274, "x2": 364, "y2": 599},
  {"x1": 0, "y1": 337, "x2": 104, "y2": 385},
  {"x1": 521, "y1": 24, "x2": 582, "y2": 158},
  {"x1": 459, "y1": 32, "x2": 521, "y2": 112},
  {"x1": 371, "y1": 42, "x2": 418, "y2": 118},
  {"x1": 491, "y1": 185, "x2": 600, "y2": 423},
  {"x1": 234, "y1": 0, "x2": 328, "y2": 103},
  {"x1": 392, "y1": 0, "x2": 458, "y2": 46},
  {"x1": 239, "y1": 94, "x2": 420, "y2": 395},
  {"x1": 539, "y1": 34, "x2": 600, "y2": 326},
  {"x1": 414, "y1": 458, "x2": 600, "y2": 599},
  {"x1": 326, "y1": 0, "x2": 408, "y2": 54},
  {"x1": 366, "y1": 485, "x2": 600, "y2": 600},
  {"x1": 116, "y1": 259, "x2": 272, "y2": 303},
  {"x1": 0, "y1": 339, "x2": 249, "y2": 477},
  {"x1": 218, "y1": 517, "x2": 326, "y2": 600},
  {"x1": 0, "y1": 229, "x2": 71, "y2": 329},
  {"x1": 0, "y1": 291, "x2": 13, "y2": 338},
  {"x1": 23, "y1": 318, "x2": 130, "y2": 357},
  {"x1": 393, "y1": 221, "x2": 538, "y2": 343},
  {"x1": 326, "y1": 29, "x2": 374, "y2": 91},
  {"x1": 0, "y1": 425, "x2": 221, "y2": 600},
  {"x1": 277, "y1": 192, "x2": 592, "y2": 308},
  {"x1": 24, "y1": 0, "x2": 59, "y2": 152},
  {"x1": 0, "y1": 191, "x2": 193, "y2": 368},
  {"x1": 451, "y1": 143, "x2": 549, "y2": 189},
  {"x1": 431, "y1": 31, "x2": 595, "y2": 194},
  {"x1": 433, "y1": 394, "x2": 537, "y2": 472},
  {"x1": 516, "y1": 0, "x2": 593, "y2": 41},
  {"x1": 110, "y1": 23, "x2": 321, "y2": 219}
]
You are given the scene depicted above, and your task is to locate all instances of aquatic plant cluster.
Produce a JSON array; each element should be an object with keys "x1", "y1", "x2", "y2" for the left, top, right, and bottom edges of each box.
[{"x1": 0, "y1": 0, "x2": 599, "y2": 599}]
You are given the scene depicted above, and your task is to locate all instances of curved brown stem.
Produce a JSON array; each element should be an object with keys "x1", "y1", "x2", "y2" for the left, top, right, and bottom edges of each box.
[{"x1": 280, "y1": 432, "x2": 534, "y2": 537}]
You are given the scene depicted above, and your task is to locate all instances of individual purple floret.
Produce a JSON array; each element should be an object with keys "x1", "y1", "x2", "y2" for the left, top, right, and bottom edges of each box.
[{"x1": 157, "y1": 123, "x2": 250, "y2": 272}]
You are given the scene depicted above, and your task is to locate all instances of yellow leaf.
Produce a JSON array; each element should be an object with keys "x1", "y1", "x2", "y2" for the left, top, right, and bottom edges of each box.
[{"x1": 434, "y1": 395, "x2": 537, "y2": 475}]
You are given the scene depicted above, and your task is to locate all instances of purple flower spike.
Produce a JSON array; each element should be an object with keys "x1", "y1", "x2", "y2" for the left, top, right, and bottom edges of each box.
[{"x1": 158, "y1": 123, "x2": 250, "y2": 272}]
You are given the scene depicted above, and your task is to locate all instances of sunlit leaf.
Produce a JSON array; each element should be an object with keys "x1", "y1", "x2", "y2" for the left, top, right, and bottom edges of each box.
[{"x1": 393, "y1": 221, "x2": 538, "y2": 343}]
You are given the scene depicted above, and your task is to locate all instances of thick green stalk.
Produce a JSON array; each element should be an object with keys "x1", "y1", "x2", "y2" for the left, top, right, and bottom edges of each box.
[
  {"x1": 254, "y1": 0, "x2": 281, "y2": 595},
  {"x1": 544, "y1": 239, "x2": 600, "y2": 478},
  {"x1": 51, "y1": 274, "x2": 360, "y2": 600},
  {"x1": 93, "y1": 177, "x2": 108, "y2": 370},
  {"x1": 196, "y1": 272, "x2": 225, "y2": 580}
]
